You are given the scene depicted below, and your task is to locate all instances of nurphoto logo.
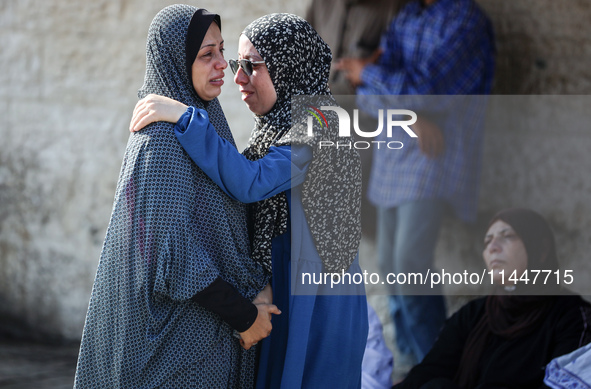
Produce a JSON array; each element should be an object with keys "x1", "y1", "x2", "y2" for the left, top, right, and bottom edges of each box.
[{"x1": 306, "y1": 106, "x2": 418, "y2": 150}]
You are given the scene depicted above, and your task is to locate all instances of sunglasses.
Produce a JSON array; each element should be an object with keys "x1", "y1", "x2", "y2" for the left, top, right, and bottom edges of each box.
[{"x1": 229, "y1": 59, "x2": 266, "y2": 76}]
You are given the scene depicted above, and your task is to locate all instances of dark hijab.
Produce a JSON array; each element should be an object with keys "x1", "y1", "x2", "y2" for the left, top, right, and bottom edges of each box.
[
  {"x1": 75, "y1": 6, "x2": 266, "y2": 387},
  {"x1": 456, "y1": 208, "x2": 560, "y2": 388},
  {"x1": 489, "y1": 208, "x2": 559, "y2": 274},
  {"x1": 241, "y1": 13, "x2": 362, "y2": 273},
  {"x1": 185, "y1": 9, "x2": 220, "y2": 84}
]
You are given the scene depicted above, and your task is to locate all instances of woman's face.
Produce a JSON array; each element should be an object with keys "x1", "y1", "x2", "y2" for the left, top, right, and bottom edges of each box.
[
  {"x1": 483, "y1": 220, "x2": 529, "y2": 285},
  {"x1": 191, "y1": 22, "x2": 226, "y2": 101},
  {"x1": 234, "y1": 34, "x2": 277, "y2": 115}
]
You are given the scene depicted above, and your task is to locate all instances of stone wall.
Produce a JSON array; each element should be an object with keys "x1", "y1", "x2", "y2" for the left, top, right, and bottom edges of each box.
[{"x1": 1, "y1": 0, "x2": 590, "y2": 341}]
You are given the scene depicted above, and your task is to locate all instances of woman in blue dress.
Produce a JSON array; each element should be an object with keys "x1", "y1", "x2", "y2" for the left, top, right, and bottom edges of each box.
[{"x1": 131, "y1": 13, "x2": 369, "y2": 389}]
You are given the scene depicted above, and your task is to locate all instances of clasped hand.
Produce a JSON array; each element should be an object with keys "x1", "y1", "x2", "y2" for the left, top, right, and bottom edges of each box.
[{"x1": 239, "y1": 284, "x2": 280, "y2": 350}]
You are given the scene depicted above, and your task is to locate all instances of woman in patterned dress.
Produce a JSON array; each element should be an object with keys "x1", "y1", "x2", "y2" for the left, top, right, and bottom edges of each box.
[
  {"x1": 74, "y1": 5, "x2": 277, "y2": 388},
  {"x1": 131, "y1": 13, "x2": 369, "y2": 388}
]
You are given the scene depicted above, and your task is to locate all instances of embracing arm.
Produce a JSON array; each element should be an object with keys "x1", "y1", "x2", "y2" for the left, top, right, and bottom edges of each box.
[
  {"x1": 175, "y1": 107, "x2": 312, "y2": 203},
  {"x1": 192, "y1": 278, "x2": 280, "y2": 350},
  {"x1": 192, "y1": 277, "x2": 258, "y2": 332},
  {"x1": 129, "y1": 95, "x2": 312, "y2": 203},
  {"x1": 129, "y1": 94, "x2": 188, "y2": 132}
]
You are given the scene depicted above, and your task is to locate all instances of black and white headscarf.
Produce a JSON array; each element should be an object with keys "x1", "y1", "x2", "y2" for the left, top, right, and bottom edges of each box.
[{"x1": 242, "y1": 13, "x2": 362, "y2": 273}]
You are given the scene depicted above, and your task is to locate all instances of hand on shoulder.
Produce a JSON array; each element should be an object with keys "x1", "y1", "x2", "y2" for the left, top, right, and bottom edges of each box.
[{"x1": 129, "y1": 94, "x2": 188, "y2": 132}]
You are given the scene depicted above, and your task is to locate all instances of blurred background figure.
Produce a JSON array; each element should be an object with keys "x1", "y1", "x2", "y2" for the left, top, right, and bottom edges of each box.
[
  {"x1": 337, "y1": 0, "x2": 496, "y2": 377},
  {"x1": 306, "y1": 0, "x2": 406, "y2": 95}
]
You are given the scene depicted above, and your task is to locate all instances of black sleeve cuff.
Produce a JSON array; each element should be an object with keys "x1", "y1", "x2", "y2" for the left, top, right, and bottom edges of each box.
[{"x1": 192, "y1": 277, "x2": 258, "y2": 333}]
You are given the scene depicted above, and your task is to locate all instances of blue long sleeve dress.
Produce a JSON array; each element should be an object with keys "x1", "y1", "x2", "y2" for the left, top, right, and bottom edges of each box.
[{"x1": 175, "y1": 107, "x2": 369, "y2": 388}]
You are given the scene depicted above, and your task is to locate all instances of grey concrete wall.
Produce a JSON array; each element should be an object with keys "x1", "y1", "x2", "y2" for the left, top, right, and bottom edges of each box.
[
  {"x1": 480, "y1": 0, "x2": 591, "y2": 94},
  {"x1": 1, "y1": 0, "x2": 590, "y2": 341}
]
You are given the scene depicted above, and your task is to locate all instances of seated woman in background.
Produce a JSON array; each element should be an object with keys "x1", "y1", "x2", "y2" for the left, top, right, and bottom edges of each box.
[{"x1": 394, "y1": 208, "x2": 591, "y2": 389}]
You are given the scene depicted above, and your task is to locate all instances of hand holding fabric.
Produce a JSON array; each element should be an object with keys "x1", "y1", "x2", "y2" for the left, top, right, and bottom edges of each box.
[
  {"x1": 239, "y1": 303, "x2": 281, "y2": 350},
  {"x1": 129, "y1": 93, "x2": 188, "y2": 132}
]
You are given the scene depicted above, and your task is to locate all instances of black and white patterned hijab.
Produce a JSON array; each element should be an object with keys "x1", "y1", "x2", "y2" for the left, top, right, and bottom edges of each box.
[{"x1": 242, "y1": 13, "x2": 362, "y2": 273}]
